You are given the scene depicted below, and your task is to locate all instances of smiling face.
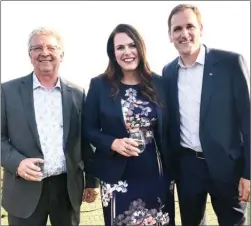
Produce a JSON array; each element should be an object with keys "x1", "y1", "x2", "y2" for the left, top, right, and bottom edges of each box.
[
  {"x1": 169, "y1": 8, "x2": 203, "y2": 58},
  {"x1": 29, "y1": 34, "x2": 64, "y2": 76},
  {"x1": 114, "y1": 32, "x2": 139, "y2": 73}
]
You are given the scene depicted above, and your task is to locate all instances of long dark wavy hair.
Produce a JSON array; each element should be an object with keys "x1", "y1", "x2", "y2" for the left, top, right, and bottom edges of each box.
[{"x1": 104, "y1": 24, "x2": 158, "y2": 105}]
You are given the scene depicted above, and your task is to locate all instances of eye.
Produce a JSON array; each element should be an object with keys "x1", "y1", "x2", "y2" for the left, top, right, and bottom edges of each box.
[
  {"x1": 173, "y1": 27, "x2": 181, "y2": 32},
  {"x1": 33, "y1": 46, "x2": 42, "y2": 52},
  {"x1": 47, "y1": 46, "x2": 57, "y2": 52},
  {"x1": 117, "y1": 46, "x2": 124, "y2": 50},
  {"x1": 187, "y1": 24, "x2": 195, "y2": 29},
  {"x1": 129, "y1": 43, "x2": 136, "y2": 48}
]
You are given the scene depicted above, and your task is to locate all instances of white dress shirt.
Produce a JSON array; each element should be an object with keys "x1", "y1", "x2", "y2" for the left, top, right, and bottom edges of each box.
[
  {"x1": 33, "y1": 73, "x2": 66, "y2": 178},
  {"x1": 178, "y1": 45, "x2": 206, "y2": 152}
]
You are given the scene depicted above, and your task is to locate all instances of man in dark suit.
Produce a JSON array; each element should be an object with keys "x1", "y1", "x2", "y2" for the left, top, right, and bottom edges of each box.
[
  {"x1": 1, "y1": 27, "x2": 99, "y2": 226},
  {"x1": 162, "y1": 4, "x2": 250, "y2": 226}
]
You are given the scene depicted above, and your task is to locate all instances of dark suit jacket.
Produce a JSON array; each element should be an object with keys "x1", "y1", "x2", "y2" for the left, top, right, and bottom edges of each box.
[
  {"x1": 162, "y1": 45, "x2": 250, "y2": 183},
  {"x1": 1, "y1": 73, "x2": 98, "y2": 218},
  {"x1": 83, "y1": 73, "x2": 173, "y2": 184}
]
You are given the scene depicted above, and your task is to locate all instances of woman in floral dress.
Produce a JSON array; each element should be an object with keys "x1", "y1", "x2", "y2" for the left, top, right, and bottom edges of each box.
[{"x1": 83, "y1": 24, "x2": 175, "y2": 225}]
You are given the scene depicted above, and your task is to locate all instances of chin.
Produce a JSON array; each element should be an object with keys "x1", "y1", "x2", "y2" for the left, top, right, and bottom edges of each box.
[{"x1": 125, "y1": 64, "x2": 139, "y2": 70}]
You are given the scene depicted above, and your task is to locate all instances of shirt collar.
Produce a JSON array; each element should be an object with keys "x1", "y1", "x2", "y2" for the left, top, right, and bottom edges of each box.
[
  {"x1": 33, "y1": 72, "x2": 61, "y2": 90},
  {"x1": 178, "y1": 44, "x2": 205, "y2": 68}
]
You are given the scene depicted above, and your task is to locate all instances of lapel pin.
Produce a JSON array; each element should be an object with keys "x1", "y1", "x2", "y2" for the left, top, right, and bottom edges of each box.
[{"x1": 209, "y1": 73, "x2": 213, "y2": 76}]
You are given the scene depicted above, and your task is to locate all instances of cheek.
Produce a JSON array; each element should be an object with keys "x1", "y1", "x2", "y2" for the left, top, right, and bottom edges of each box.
[
  {"x1": 114, "y1": 52, "x2": 123, "y2": 64},
  {"x1": 133, "y1": 49, "x2": 139, "y2": 58},
  {"x1": 170, "y1": 34, "x2": 178, "y2": 43}
]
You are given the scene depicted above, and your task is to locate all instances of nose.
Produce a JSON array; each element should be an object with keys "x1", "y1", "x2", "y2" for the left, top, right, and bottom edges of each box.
[
  {"x1": 124, "y1": 46, "x2": 131, "y2": 55},
  {"x1": 180, "y1": 28, "x2": 189, "y2": 38},
  {"x1": 40, "y1": 47, "x2": 50, "y2": 56}
]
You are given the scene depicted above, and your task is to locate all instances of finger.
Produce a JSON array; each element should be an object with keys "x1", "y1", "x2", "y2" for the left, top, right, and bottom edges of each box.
[
  {"x1": 86, "y1": 196, "x2": 95, "y2": 203},
  {"x1": 125, "y1": 144, "x2": 141, "y2": 155},
  {"x1": 24, "y1": 173, "x2": 42, "y2": 182},
  {"x1": 238, "y1": 181, "x2": 243, "y2": 197},
  {"x1": 84, "y1": 191, "x2": 90, "y2": 201},
  {"x1": 127, "y1": 138, "x2": 139, "y2": 147},
  {"x1": 119, "y1": 150, "x2": 131, "y2": 157},
  {"x1": 25, "y1": 168, "x2": 43, "y2": 177},
  {"x1": 82, "y1": 192, "x2": 87, "y2": 202},
  {"x1": 124, "y1": 148, "x2": 138, "y2": 157},
  {"x1": 129, "y1": 146, "x2": 141, "y2": 153},
  {"x1": 242, "y1": 190, "x2": 250, "y2": 202},
  {"x1": 85, "y1": 193, "x2": 93, "y2": 203},
  {"x1": 31, "y1": 158, "x2": 45, "y2": 164},
  {"x1": 26, "y1": 162, "x2": 41, "y2": 172}
]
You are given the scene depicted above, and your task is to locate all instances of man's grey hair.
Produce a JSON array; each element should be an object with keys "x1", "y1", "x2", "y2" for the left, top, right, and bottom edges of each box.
[{"x1": 28, "y1": 27, "x2": 64, "y2": 53}]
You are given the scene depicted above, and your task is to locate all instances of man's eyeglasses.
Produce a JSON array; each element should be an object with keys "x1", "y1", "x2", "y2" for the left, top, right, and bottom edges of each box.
[{"x1": 29, "y1": 45, "x2": 60, "y2": 53}]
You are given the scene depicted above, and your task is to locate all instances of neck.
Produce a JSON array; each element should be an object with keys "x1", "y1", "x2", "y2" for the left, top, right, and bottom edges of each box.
[
  {"x1": 121, "y1": 71, "x2": 140, "y2": 85},
  {"x1": 180, "y1": 47, "x2": 200, "y2": 67},
  {"x1": 35, "y1": 72, "x2": 58, "y2": 88}
]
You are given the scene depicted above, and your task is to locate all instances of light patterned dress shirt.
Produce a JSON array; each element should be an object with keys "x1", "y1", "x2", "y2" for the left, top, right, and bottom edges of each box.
[
  {"x1": 33, "y1": 74, "x2": 66, "y2": 178},
  {"x1": 178, "y1": 45, "x2": 205, "y2": 152}
]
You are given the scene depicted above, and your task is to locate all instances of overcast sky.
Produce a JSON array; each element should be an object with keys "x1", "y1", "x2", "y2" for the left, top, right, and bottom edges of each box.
[{"x1": 2, "y1": 1, "x2": 250, "y2": 90}]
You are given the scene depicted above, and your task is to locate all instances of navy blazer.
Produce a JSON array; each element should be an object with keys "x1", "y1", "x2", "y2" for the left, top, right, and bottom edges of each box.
[
  {"x1": 83, "y1": 73, "x2": 172, "y2": 184},
  {"x1": 162, "y1": 45, "x2": 250, "y2": 183}
]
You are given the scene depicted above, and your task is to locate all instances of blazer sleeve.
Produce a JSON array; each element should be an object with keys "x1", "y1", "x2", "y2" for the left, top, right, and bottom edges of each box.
[
  {"x1": 1, "y1": 85, "x2": 26, "y2": 174},
  {"x1": 80, "y1": 89, "x2": 99, "y2": 188},
  {"x1": 83, "y1": 77, "x2": 116, "y2": 156},
  {"x1": 233, "y1": 55, "x2": 250, "y2": 179}
]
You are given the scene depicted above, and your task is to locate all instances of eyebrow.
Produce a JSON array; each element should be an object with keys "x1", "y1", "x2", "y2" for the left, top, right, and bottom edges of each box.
[
  {"x1": 115, "y1": 41, "x2": 135, "y2": 48},
  {"x1": 172, "y1": 23, "x2": 195, "y2": 30}
]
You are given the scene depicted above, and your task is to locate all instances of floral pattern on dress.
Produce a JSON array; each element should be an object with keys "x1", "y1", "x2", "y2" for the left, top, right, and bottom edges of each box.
[
  {"x1": 101, "y1": 181, "x2": 128, "y2": 207},
  {"x1": 113, "y1": 198, "x2": 169, "y2": 226},
  {"x1": 121, "y1": 88, "x2": 156, "y2": 144}
]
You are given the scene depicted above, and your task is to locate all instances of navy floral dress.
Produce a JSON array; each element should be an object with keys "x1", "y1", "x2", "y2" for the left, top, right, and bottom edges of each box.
[{"x1": 101, "y1": 84, "x2": 169, "y2": 226}]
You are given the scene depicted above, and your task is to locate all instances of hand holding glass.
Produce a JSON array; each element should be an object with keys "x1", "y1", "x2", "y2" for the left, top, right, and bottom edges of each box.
[{"x1": 129, "y1": 130, "x2": 146, "y2": 153}]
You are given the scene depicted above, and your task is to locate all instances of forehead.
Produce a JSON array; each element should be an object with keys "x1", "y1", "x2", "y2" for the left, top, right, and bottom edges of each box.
[
  {"x1": 114, "y1": 32, "x2": 134, "y2": 46},
  {"x1": 170, "y1": 8, "x2": 199, "y2": 28},
  {"x1": 30, "y1": 34, "x2": 59, "y2": 46}
]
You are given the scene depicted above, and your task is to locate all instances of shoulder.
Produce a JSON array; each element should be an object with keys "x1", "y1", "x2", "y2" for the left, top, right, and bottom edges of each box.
[
  {"x1": 151, "y1": 72, "x2": 163, "y2": 83},
  {"x1": 91, "y1": 74, "x2": 108, "y2": 84},
  {"x1": 208, "y1": 47, "x2": 242, "y2": 63},
  {"x1": 89, "y1": 74, "x2": 110, "y2": 90},
  {"x1": 1, "y1": 74, "x2": 32, "y2": 91},
  {"x1": 61, "y1": 78, "x2": 84, "y2": 95},
  {"x1": 151, "y1": 72, "x2": 165, "y2": 92},
  {"x1": 162, "y1": 57, "x2": 179, "y2": 78}
]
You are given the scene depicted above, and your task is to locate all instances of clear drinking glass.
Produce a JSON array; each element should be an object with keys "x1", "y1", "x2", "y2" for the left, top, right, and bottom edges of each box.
[
  {"x1": 34, "y1": 155, "x2": 44, "y2": 179},
  {"x1": 129, "y1": 130, "x2": 146, "y2": 153}
]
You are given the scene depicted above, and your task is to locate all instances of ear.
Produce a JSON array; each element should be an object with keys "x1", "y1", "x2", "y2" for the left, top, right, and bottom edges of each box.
[
  {"x1": 60, "y1": 51, "x2": 64, "y2": 62},
  {"x1": 200, "y1": 24, "x2": 203, "y2": 37},
  {"x1": 28, "y1": 51, "x2": 33, "y2": 63}
]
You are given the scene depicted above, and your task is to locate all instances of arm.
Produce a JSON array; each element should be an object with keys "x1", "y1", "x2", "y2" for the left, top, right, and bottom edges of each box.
[
  {"x1": 233, "y1": 55, "x2": 250, "y2": 180},
  {"x1": 81, "y1": 89, "x2": 99, "y2": 188},
  {"x1": 82, "y1": 78, "x2": 116, "y2": 156},
  {"x1": 162, "y1": 64, "x2": 179, "y2": 181},
  {"x1": 1, "y1": 85, "x2": 26, "y2": 174}
]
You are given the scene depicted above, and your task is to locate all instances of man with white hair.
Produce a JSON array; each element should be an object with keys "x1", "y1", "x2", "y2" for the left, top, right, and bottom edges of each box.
[{"x1": 1, "y1": 27, "x2": 99, "y2": 226}]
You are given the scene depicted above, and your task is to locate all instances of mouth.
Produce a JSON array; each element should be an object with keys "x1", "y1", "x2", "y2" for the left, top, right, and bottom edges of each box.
[
  {"x1": 179, "y1": 40, "x2": 192, "y2": 45},
  {"x1": 122, "y1": 58, "x2": 135, "y2": 63},
  {"x1": 38, "y1": 59, "x2": 52, "y2": 62}
]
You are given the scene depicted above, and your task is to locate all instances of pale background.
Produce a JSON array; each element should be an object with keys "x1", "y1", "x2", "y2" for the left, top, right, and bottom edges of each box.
[{"x1": 2, "y1": 1, "x2": 250, "y2": 91}]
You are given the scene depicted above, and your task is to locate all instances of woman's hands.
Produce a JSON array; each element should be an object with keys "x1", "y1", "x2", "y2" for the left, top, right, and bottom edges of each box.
[{"x1": 111, "y1": 138, "x2": 140, "y2": 157}]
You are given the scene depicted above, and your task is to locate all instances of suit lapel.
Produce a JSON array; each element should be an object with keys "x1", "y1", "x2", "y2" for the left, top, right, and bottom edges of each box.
[
  {"x1": 61, "y1": 80, "x2": 73, "y2": 150},
  {"x1": 200, "y1": 47, "x2": 216, "y2": 125},
  {"x1": 171, "y1": 60, "x2": 180, "y2": 124},
  {"x1": 20, "y1": 74, "x2": 42, "y2": 151}
]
